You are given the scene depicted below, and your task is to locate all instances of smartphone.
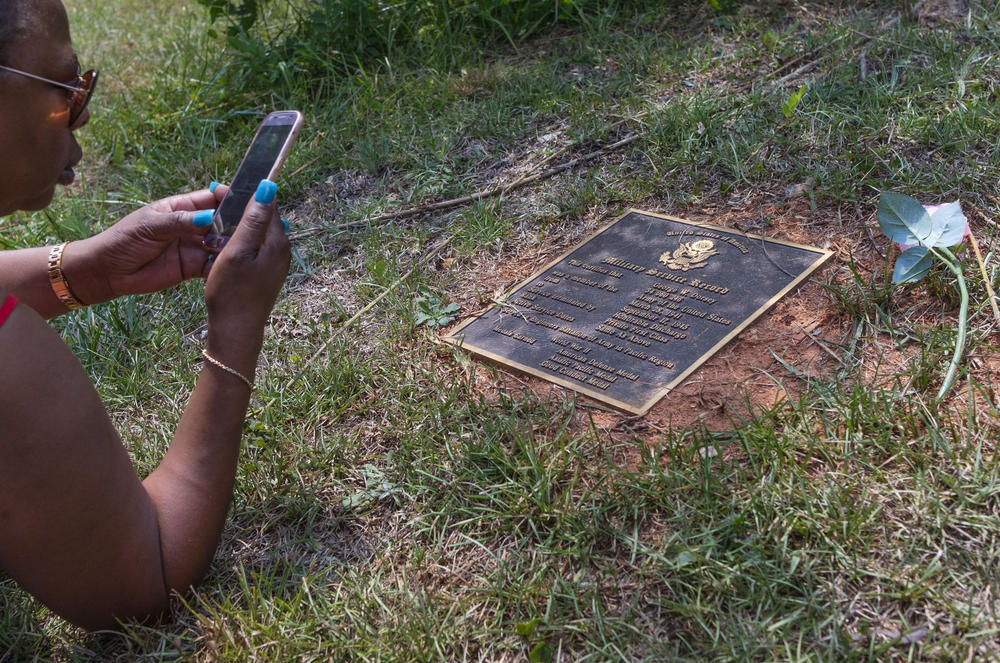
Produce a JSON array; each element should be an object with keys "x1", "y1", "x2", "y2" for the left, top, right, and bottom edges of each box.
[{"x1": 204, "y1": 110, "x2": 304, "y2": 251}]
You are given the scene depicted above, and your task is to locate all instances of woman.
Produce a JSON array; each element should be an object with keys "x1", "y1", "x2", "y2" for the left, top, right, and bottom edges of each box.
[{"x1": 0, "y1": 0, "x2": 291, "y2": 629}]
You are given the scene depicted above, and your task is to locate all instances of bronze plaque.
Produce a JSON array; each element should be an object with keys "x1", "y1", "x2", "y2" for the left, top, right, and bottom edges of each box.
[{"x1": 445, "y1": 209, "x2": 833, "y2": 414}]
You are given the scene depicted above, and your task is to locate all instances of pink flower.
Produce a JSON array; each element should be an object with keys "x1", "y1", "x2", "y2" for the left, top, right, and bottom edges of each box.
[{"x1": 895, "y1": 203, "x2": 970, "y2": 252}]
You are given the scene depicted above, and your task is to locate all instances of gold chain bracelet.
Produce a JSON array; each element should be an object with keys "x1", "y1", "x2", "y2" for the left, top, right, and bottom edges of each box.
[
  {"x1": 47, "y1": 242, "x2": 85, "y2": 310},
  {"x1": 201, "y1": 349, "x2": 254, "y2": 390}
]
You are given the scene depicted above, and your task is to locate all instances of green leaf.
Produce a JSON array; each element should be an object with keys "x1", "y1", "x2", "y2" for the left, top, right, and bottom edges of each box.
[
  {"x1": 674, "y1": 550, "x2": 697, "y2": 568},
  {"x1": 878, "y1": 191, "x2": 931, "y2": 246},
  {"x1": 414, "y1": 292, "x2": 459, "y2": 328},
  {"x1": 516, "y1": 618, "x2": 540, "y2": 637},
  {"x1": 782, "y1": 84, "x2": 808, "y2": 118},
  {"x1": 893, "y1": 246, "x2": 934, "y2": 283},
  {"x1": 929, "y1": 201, "x2": 967, "y2": 247},
  {"x1": 529, "y1": 642, "x2": 553, "y2": 663}
]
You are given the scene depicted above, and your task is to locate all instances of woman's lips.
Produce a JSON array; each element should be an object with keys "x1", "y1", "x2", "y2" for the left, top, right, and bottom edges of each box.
[{"x1": 60, "y1": 146, "x2": 83, "y2": 186}]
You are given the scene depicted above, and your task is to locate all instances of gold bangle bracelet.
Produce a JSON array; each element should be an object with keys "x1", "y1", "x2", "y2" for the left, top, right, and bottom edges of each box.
[
  {"x1": 47, "y1": 242, "x2": 86, "y2": 310},
  {"x1": 201, "y1": 349, "x2": 254, "y2": 390}
]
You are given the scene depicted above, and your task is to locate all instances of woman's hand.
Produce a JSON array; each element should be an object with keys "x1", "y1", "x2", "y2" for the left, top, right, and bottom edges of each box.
[
  {"x1": 203, "y1": 180, "x2": 291, "y2": 377},
  {"x1": 64, "y1": 188, "x2": 223, "y2": 305}
]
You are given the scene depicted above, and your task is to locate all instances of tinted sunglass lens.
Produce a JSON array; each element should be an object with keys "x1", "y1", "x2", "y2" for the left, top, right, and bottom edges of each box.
[{"x1": 69, "y1": 70, "x2": 97, "y2": 126}]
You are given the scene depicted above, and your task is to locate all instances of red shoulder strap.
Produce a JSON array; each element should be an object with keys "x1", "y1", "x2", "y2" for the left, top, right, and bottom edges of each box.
[{"x1": 0, "y1": 294, "x2": 19, "y2": 327}]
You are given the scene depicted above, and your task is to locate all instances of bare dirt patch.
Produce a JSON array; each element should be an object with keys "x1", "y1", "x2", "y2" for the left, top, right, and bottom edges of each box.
[{"x1": 437, "y1": 189, "x2": 999, "y2": 445}]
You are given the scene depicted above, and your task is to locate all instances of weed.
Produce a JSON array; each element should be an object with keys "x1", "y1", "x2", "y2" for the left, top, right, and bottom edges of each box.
[
  {"x1": 782, "y1": 82, "x2": 808, "y2": 119},
  {"x1": 413, "y1": 287, "x2": 460, "y2": 329}
]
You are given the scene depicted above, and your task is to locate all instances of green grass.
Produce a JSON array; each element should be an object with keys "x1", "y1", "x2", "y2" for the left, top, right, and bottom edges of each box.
[{"x1": 3, "y1": 0, "x2": 1000, "y2": 660}]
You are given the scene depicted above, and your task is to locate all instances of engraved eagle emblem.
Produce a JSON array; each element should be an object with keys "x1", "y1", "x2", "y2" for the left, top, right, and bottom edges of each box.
[{"x1": 659, "y1": 239, "x2": 718, "y2": 271}]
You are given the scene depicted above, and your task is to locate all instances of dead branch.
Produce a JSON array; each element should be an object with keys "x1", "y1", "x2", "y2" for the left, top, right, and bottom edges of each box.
[{"x1": 289, "y1": 133, "x2": 639, "y2": 241}]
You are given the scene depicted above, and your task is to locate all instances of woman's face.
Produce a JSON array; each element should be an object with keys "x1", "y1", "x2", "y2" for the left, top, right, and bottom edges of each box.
[{"x1": 0, "y1": 0, "x2": 89, "y2": 217}]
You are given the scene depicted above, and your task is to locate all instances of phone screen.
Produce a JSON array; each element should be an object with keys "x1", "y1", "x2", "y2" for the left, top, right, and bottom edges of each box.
[{"x1": 214, "y1": 124, "x2": 295, "y2": 235}]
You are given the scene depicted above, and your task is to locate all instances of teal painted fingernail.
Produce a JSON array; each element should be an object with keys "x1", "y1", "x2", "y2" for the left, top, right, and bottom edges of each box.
[
  {"x1": 255, "y1": 179, "x2": 277, "y2": 204},
  {"x1": 207, "y1": 254, "x2": 217, "y2": 264},
  {"x1": 193, "y1": 209, "x2": 215, "y2": 227},
  {"x1": 282, "y1": 218, "x2": 290, "y2": 233},
  {"x1": 209, "y1": 181, "x2": 220, "y2": 193}
]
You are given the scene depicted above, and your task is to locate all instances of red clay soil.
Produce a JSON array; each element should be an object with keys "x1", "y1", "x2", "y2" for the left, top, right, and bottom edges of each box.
[{"x1": 441, "y1": 193, "x2": 998, "y2": 443}]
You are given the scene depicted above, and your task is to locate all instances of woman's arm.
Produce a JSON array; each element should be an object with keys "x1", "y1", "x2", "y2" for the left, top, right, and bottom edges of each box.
[
  {"x1": 0, "y1": 187, "x2": 220, "y2": 319},
  {"x1": 0, "y1": 183, "x2": 290, "y2": 629}
]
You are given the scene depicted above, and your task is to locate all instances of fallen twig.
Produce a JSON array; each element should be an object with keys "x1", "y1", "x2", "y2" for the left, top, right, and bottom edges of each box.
[
  {"x1": 859, "y1": 204, "x2": 887, "y2": 258},
  {"x1": 761, "y1": 16, "x2": 900, "y2": 95},
  {"x1": 289, "y1": 133, "x2": 640, "y2": 241},
  {"x1": 341, "y1": 132, "x2": 639, "y2": 225},
  {"x1": 796, "y1": 322, "x2": 846, "y2": 366},
  {"x1": 967, "y1": 227, "x2": 1000, "y2": 327}
]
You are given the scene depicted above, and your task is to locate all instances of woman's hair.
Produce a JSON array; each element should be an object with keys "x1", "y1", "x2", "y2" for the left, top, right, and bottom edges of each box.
[{"x1": 0, "y1": 0, "x2": 29, "y2": 66}]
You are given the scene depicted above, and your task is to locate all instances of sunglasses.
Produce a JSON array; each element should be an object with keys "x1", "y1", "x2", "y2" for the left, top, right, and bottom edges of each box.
[{"x1": 0, "y1": 64, "x2": 99, "y2": 127}]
